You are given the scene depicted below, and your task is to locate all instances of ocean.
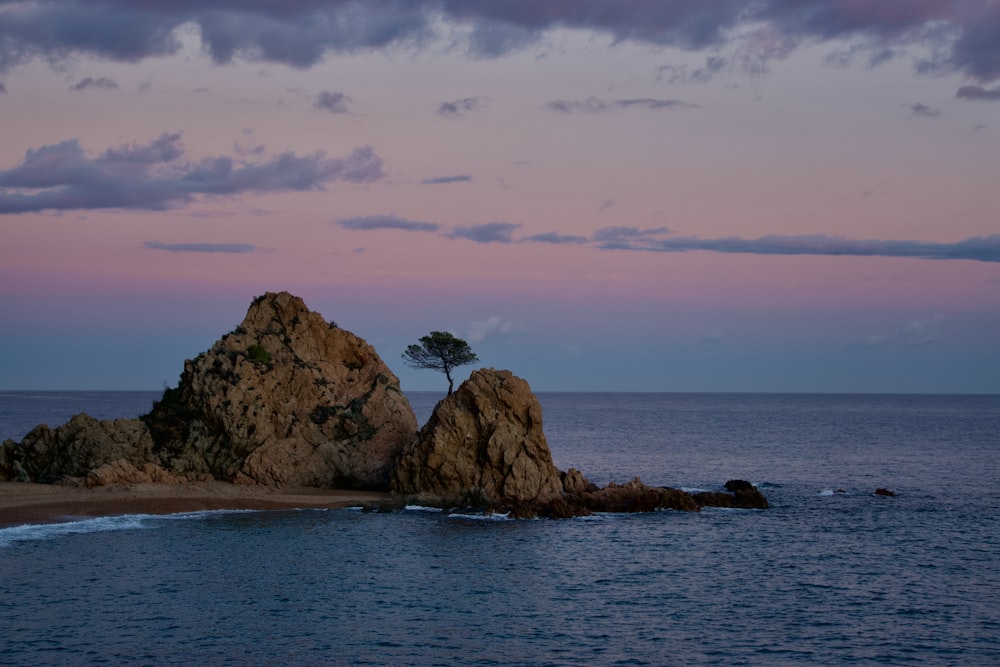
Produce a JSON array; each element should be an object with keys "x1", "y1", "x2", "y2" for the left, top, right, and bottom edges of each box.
[{"x1": 1, "y1": 391, "x2": 998, "y2": 665}]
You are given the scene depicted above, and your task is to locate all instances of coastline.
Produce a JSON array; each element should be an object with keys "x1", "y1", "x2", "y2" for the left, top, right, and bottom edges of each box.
[{"x1": 0, "y1": 482, "x2": 387, "y2": 528}]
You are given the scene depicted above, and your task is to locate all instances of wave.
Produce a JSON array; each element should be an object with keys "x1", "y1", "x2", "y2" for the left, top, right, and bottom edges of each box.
[
  {"x1": 404, "y1": 505, "x2": 444, "y2": 513},
  {"x1": 446, "y1": 511, "x2": 512, "y2": 521},
  {"x1": 0, "y1": 509, "x2": 257, "y2": 548}
]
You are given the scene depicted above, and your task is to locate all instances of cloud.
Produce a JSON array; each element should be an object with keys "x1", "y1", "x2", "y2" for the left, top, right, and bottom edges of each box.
[
  {"x1": 144, "y1": 240, "x2": 256, "y2": 253},
  {"x1": 449, "y1": 221, "x2": 521, "y2": 244},
  {"x1": 339, "y1": 211, "x2": 1000, "y2": 263},
  {"x1": 522, "y1": 231, "x2": 589, "y2": 245},
  {"x1": 69, "y1": 77, "x2": 118, "y2": 92},
  {"x1": 704, "y1": 330, "x2": 726, "y2": 344},
  {"x1": 314, "y1": 90, "x2": 352, "y2": 113},
  {"x1": 957, "y1": 85, "x2": 1000, "y2": 101},
  {"x1": 591, "y1": 226, "x2": 671, "y2": 248},
  {"x1": 545, "y1": 97, "x2": 693, "y2": 114},
  {"x1": 658, "y1": 56, "x2": 728, "y2": 84},
  {"x1": 1, "y1": 3, "x2": 999, "y2": 82},
  {"x1": 909, "y1": 102, "x2": 940, "y2": 117},
  {"x1": 848, "y1": 315, "x2": 944, "y2": 349},
  {"x1": 467, "y1": 315, "x2": 521, "y2": 344},
  {"x1": 0, "y1": 134, "x2": 384, "y2": 214},
  {"x1": 420, "y1": 174, "x2": 472, "y2": 185},
  {"x1": 336, "y1": 214, "x2": 440, "y2": 233},
  {"x1": 598, "y1": 198, "x2": 617, "y2": 212},
  {"x1": 0, "y1": 82, "x2": 6, "y2": 94},
  {"x1": 436, "y1": 96, "x2": 486, "y2": 118},
  {"x1": 602, "y1": 233, "x2": 1000, "y2": 263}
]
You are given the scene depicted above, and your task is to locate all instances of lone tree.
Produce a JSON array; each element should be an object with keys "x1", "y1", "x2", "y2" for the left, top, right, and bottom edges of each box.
[{"x1": 402, "y1": 331, "x2": 479, "y2": 395}]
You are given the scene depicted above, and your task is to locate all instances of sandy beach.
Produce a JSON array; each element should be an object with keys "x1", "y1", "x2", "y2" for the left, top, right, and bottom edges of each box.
[{"x1": 0, "y1": 482, "x2": 387, "y2": 528}]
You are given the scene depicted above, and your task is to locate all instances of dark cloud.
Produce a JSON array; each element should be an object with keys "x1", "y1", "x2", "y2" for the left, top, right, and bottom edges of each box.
[
  {"x1": 420, "y1": 174, "x2": 472, "y2": 185},
  {"x1": 336, "y1": 214, "x2": 440, "y2": 232},
  {"x1": 0, "y1": 134, "x2": 384, "y2": 214},
  {"x1": 314, "y1": 90, "x2": 352, "y2": 113},
  {"x1": 69, "y1": 77, "x2": 118, "y2": 92},
  {"x1": 658, "y1": 56, "x2": 728, "y2": 84},
  {"x1": 600, "y1": 233, "x2": 1000, "y2": 263},
  {"x1": 1, "y1": 2, "x2": 999, "y2": 82},
  {"x1": 521, "y1": 231, "x2": 589, "y2": 245},
  {"x1": 545, "y1": 97, "x2": 693, "y2": 113},
  {"x1": 436, "y1": 96, "x2": 486, "y2": 118},
  {"x1": 957, "y1": 84, "x2": 1000, "y2": 101},
  {"x1": 591, "y1": 226, "x2": 671, "y2": 247},
  {"x1": 909, "y1": 102, "x2": 940, "y2": 117},
  {"x1": 144, "y1": 240, "x2": 256, "y2": 253},
  {"x1": 338, "y1": 211, "x2": 1000, "y2": 263},
  {"x1": 449, "y1": 221, "x2": 521, "y2": 244}
]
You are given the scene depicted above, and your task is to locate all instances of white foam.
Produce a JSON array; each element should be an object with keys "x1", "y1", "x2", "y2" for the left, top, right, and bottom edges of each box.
[
  {"x1": 0, "y1": 508, "x2": 259, "y2": 548},
  {"x1": 446, "y1": 511, "x2": 511, "y2": 521},
  {"x1": 404, "y1": 505, "x2": 444, "y2": 513},
  {"x1": 0, "y1": 513, "x2": 157, "y2": 548}
]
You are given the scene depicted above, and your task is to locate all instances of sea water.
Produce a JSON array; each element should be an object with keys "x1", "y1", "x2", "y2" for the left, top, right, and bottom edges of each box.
[{"x1": 1, "y1": 391, "x2": 998, "y2": 665}]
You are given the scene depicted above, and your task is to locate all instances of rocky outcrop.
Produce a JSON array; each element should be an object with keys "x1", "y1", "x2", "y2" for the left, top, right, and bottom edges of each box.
[
  {"x1": 692, "y1": 479, "x2": 770, "y2": 509},
  {"x1": 392, "y1": 368, "x2": 564, "y2": 503},
  {"x1": 388, "y1": 368, "x2": 767, "y2": 517},
  {"x1": 1, "y1": 292, "x2": 418, "y2": 489},
  {"x1": 1, "y1": 414, "x2": 154, "y2": 484},
  {"x1": 1, "y1": 291, "x2": 770, "y2": 517}
]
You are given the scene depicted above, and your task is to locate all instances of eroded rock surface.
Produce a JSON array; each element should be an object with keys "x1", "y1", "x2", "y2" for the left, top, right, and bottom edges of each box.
[
  {"x1": 1, "y1": 292, "x2": 418, "y2": 489},
  {"x1": 392, "y1": 368, "x2": 564, "y2": 503},
  {"x1": 1, "y1": 414, "x2": 153, "y2": 484}
]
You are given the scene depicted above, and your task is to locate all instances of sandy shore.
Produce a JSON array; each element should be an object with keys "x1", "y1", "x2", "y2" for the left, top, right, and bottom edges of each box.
[{"x1": 0, "y1": 481, "x2": 387, "y2": 528}]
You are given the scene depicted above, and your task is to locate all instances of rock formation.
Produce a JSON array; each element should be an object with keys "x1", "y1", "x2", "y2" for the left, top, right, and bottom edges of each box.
[
  {"x1": 1, "y1": 291, "x2": 769, "y2": 517},
  {"x1": 388, "y1": 368, "x2": 767, "y2": 517},
  {"x1": 1, "y1": 414, "x2": 155, "y2": 484},
  {"x1": 1, "y1": 292, "x2": 418, "y2": 489},
  {"x1": 392, "y1": 368, "x2": 564, "y2": 503}
]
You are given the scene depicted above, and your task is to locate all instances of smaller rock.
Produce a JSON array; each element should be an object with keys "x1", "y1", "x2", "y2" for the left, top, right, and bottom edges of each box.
[
  {"x1": 875, "y1": 487, "x2": 896, "y2": 497},
  {"x1": 561, "y1": 467, "x2": 597, "y2": 494},
  {"x1": 692, "y1": 479, "x2": 769, "y2": 509}
]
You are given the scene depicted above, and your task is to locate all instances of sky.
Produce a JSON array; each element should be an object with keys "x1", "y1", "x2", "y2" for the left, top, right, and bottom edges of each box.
[{"x1": 1, "y1": 0, "x2": 998, "y2": 394}]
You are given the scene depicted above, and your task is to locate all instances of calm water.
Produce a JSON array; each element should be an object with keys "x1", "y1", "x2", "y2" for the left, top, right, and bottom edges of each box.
[{"x1": 1, "y1": 391, "x2": 998, "y2": 665}]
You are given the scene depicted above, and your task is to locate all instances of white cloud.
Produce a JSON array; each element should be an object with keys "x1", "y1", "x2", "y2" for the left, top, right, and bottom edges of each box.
[{"x1": 467, "y1": 316, "x2": 521, "y2": 344}]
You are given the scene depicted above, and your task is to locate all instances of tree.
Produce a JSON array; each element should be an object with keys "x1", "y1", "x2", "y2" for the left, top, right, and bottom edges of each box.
[{"x1": 402, "y1": 331, "x2": 479, "y2": 395}]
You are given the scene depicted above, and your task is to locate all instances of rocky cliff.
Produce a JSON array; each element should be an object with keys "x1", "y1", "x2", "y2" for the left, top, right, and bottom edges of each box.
[{"x1": 1, "y1": 292, "x2": 418, "y2": 489}]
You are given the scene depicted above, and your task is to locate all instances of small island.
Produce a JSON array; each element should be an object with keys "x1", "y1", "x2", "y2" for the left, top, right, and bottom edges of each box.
[{"x1": 0, "y1": 291, "x2": 767, "y2": 525}]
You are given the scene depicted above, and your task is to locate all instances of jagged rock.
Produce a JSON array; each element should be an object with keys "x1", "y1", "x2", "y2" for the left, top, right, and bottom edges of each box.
[
  {"x1": 692, "y1": 479, "x2": 769, "y2": 509},
  {"x1": 0, "y1": 414, "x2": 153, "y2": 484},
  {"x1": 392, "y1": 368, "x2": 564, "y2": 504},
  {"x1": 561, "y1": 467, "x2": 597, "y2": 494},
  {"x1": 141, "y1": 291, "x2": 417, "y2": 489},
  {"x1": 1, "y1": 292, "x2": 418, "y2": 489}
]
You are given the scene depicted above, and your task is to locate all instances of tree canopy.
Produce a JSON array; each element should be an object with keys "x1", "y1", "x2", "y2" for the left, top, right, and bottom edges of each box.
[{"x1": 402, "y1": 331, "x2": 478, "y2": 395}]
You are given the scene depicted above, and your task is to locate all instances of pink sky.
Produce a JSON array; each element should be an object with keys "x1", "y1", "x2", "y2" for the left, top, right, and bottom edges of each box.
[{"x1": 0, "y1": 1, "x2": 998, "y2": 393}]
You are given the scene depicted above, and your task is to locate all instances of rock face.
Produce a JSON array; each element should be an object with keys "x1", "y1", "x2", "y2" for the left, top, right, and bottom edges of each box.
[
  {"x1": 392, "y1": 368, "x2": 564, "y2": 503},
  {"x1": 1, "y1": 414, "x2": 154, "y2": 484},
  {"x1": 1, "y1": 292, "x2": 418, "y2": 489}
]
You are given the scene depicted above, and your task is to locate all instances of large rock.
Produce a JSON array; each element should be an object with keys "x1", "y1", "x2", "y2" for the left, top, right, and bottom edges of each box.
[
  {"x1": 0, "y1": 414, "x2": 153, "y2": 484},
  {"x1": 142, "y1": 291, "x2": 417, "y2": 489},
  {"x1": 392, "y1": 369, "x2": 564, "y2": 504},
  {"x1": 1, "y1": 292, "x2": 418, "y2": 489}
]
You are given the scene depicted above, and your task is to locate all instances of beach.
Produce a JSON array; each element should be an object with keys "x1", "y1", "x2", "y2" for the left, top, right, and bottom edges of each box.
[{"x1": 0, "y1": 481, "x2": 387, "y2": 528}]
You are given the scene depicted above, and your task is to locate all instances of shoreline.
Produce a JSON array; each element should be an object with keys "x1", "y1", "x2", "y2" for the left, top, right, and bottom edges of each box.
[{"x1": 0, "y1": 482, "x2": 387, "y2": 528}]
